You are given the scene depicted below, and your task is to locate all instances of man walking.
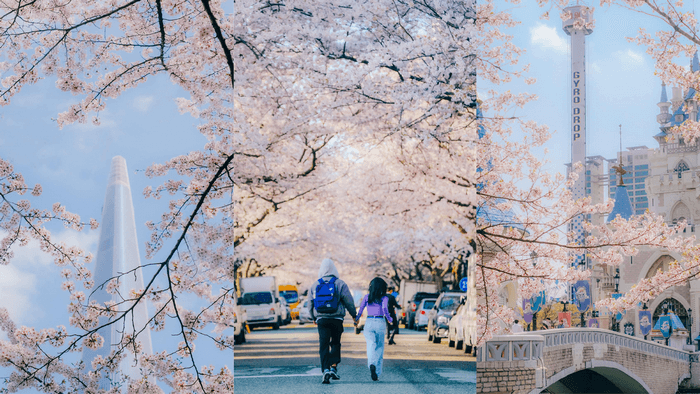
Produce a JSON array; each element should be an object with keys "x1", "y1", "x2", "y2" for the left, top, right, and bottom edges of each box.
[
  {"x1": 308, "y1": 258, "x2": 358, "y2": 384},
  {"x1": 386, "y1": 287, "x2": 400, "y2": 345}
]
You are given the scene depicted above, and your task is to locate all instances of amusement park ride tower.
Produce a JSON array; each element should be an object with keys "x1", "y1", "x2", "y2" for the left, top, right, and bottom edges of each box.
[{"x1": 563, "y1": 3, "x2": 594, "y2": 270}]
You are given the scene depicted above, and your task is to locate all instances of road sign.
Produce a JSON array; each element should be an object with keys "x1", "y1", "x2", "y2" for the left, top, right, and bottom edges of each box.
[{"x1": 459, "y1": 278, "x2": 468, "y2": 292}]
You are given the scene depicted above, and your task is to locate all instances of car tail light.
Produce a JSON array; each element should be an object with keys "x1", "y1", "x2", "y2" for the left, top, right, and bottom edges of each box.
[
  {"x1": 411, "y1": 302, "x2": 416, "y2": 312},
  {"x1": 402, "y1": 312, "x2": 406, "y2": 317},
  {"x1": 421, "y1": 310, "x2": 425, "y2": 315}
]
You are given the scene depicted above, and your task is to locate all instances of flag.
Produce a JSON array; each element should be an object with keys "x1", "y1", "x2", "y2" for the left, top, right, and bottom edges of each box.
[
  {"x1": 659, "y1": 315, "x2": 672, "y2": 339},
  {"x1": 639, "y1": 310, "x2": 652, "y2": 336},
  {"x1": 611, "y1": 293, "x2": 624, "y2": 321},
  {"x1": 573, "y1": 280, "x2": 591, "y2": 312},
  {"x1": 558, "y1": 312, "x2": 572, "y2": 328},
  {"x1": 531, "y1": 291, "x2": 546, "y2": 313}
]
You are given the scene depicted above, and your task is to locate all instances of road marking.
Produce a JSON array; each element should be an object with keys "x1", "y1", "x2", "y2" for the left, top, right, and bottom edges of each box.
[
  {"x1": 234, "y1": 373, "x2": 323, "y2": 379},
  {"x1": 235, "y1": 367, "x2": 322, "y2": 379},
  {"x1": 434, "y1": 368, "x2": 476, "y2": 383}
]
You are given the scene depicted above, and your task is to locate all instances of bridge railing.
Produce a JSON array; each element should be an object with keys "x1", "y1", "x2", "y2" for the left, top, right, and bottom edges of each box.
[
  {"x1": 476, "y1": 334, "x2": 544, "y2": 363},
  {"x1": 521, "y1": 328, "x2": 691, "y2": 363}
]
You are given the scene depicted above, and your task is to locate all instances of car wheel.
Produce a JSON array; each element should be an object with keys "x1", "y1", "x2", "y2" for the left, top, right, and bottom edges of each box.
[
  {"x1": 299, "y1": 321, "x2": 305, "y2": 325},
  {"x1": 448, "y1": 339, "x2": 455, "y2": 347},
  {"x1": 433, "y1": 336, "x2": 441, "y2": 344},
  {"x1": 272, "y1": 317, "x2": 281, "y2": 330},
  {"x1": 456, "y1": 340, "x2": 463, "y2": 350}
]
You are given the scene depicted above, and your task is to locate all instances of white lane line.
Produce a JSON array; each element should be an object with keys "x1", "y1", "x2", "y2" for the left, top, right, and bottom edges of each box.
[{"x1": 234, "y1": 373, "x2": 323, "y2": 379}]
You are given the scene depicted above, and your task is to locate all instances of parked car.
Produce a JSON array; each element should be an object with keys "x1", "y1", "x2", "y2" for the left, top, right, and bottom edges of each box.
[
  {"x1": 279, "y1": 298, "x2": 292, "y2": 326},
  {"x1": 415, "y1": 298, "x2": 437, "y2": 331},
  {"x1": 407, "y1": 292, "x2": 440, "y2": 330},
  {"x1": 448, "y1": 298, "x2": 469, "y2": 349},
  {"x1": 427, "y1": 292, "x2": 465, "y2": 344},
  {"x1": 279, "y1": 284, "x2": 300, "y2": 319},
  {"x1": 293, "y1": 298, "x2": 313, "y2": 324}
]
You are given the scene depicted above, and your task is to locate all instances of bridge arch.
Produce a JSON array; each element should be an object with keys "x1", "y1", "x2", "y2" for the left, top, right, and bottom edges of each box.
[{"x1": 530, "y1": 360, "x2": 652, "y2": 394}]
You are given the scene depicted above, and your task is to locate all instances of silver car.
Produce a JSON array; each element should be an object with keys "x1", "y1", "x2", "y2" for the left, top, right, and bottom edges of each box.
[
  {"x1": 294, "y1": 298, "x2": 314, "y2": 325},
  {"x1": 427, "y1": 292, "x2": 465, "y2": 344},
  {"x1": 415, "y1": 298, "x2": 437, "y2": 331}
]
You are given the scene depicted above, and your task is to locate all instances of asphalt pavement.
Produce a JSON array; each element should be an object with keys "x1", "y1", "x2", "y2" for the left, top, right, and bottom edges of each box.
[{"x1": 234, "y1": 318, "x2": 476, "y2": 394}]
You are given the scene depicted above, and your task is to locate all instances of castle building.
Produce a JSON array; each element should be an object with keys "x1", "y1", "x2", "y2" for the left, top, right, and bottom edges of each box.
[{"x1": 611, "y1": 54, "x2": 700, "y2": 348}]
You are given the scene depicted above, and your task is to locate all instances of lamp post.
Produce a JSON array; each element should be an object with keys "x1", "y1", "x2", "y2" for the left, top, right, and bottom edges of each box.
[
  {"x1": 664, "y1": 302, "x2": 670, "y2": 346},
  {"x1": 643, "y1": 302, "x2": 648, "y2": 341},
  {"x1": 688, "y1": 308, "x2": 693, "y2": 346},
  {"x1": 614, "y1": 268, "x2": 620, "y2": 293},
  {"x1": 531, "y1": 252, "x2": 538, "y2": 331}
]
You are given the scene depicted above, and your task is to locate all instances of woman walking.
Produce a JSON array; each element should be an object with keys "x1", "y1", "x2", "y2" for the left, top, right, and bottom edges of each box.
[{"x1": 355, "y1": 277, "x2": 393, "y2": 381}]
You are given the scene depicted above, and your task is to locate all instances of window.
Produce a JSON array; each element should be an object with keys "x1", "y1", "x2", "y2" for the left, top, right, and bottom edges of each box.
[
  {"x1": 635, "y1": 190, "x2": 645, "y2": 195},
  {"x1": 635, "y1": 171, "x2": 649, "y2": 177},
  {"x1": 637, "y1": 203, "x2": 649, "y2": 208},
  {"x1": 636, "y1": 209, "x2": 646, "y2": 215},
  {"x1": 674, "y1": 161, "x2": 690, "y2": 179},
  {"x1": 635, "y1": 164, "x2": 649, "y2": 170},
  {"x1": 635, "y1": 197, "x2": 648, "y2": 202},
  {"x1": 586, "y1": 182, "x2": 591, "y2": 188},
  {"x1": 635, "y1": 184, "x2": 645, "y2": 189}
]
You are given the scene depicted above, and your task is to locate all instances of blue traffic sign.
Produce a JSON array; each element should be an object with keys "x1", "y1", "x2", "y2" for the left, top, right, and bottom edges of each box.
[{"x1": 459, "y1": 278, "x2": 468, "y2": 292}]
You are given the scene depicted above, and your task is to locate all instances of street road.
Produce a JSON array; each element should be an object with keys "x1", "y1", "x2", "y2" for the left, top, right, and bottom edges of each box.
[{"x1": 234, "y1": 318, "x2": 476, "y2": 394}]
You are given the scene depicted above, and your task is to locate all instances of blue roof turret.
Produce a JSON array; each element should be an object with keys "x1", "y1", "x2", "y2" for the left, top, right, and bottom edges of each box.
[{"x1": 607, "y1": 185, "x2": 634, "y2": 222}]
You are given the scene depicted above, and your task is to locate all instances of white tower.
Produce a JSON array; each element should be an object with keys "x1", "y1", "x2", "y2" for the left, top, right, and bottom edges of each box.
[
  {"x1": 81, "y1": 156, "x2": 153, "y2": 390},
  {"x1": 563, "y1": 4, "x2": 594, "y2": 268}
]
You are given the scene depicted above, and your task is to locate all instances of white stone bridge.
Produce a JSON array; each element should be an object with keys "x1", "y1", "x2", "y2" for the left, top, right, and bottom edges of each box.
[{"x1": 477, "y1": 328, "x2": 700, "y2": 393}]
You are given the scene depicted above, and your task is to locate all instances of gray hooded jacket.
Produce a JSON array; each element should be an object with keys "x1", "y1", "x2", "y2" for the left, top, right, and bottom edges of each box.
[{"x1": 307, "y1": 258, "x2": 357, "y2": 322}]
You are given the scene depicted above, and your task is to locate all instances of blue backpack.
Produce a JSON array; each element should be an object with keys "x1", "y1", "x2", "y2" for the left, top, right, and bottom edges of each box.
[{"x1": 314, "y1": 277, "x2": 339, "y2": 313}]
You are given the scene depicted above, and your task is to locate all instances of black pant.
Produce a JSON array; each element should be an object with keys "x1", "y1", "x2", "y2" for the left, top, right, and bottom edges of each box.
[
  {"x1": 317, "y1": 318, "x2": 344, "y2": 371},
  {"x1": 387, "y1": 314, "x2": 398, "y2": 340}
]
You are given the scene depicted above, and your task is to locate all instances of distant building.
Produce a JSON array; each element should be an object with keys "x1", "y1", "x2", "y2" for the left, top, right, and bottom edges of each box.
[{"x1": 81, "y1": 156, "x2": 154, "y2": 390}]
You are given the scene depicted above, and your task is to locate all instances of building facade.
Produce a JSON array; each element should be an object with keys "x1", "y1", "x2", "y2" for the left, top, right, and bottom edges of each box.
[{"x1": 614, "y1": 58, "x2": 700, "y2": 347}]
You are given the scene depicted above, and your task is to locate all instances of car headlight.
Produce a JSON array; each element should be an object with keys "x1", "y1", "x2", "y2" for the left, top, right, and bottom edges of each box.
[{"x1": 437, "y1": 315, "x2": 450, "y2": 325}]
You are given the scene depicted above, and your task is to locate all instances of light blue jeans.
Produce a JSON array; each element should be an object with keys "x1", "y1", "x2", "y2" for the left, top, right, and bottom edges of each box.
[{"x1": 363, "y1": 317, "x2": 387, "y2": 376}]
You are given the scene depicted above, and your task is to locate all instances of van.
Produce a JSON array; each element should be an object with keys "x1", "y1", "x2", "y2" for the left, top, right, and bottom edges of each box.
[{"x1": 279, "y1": 284, "x2": 300, "y2": 319}]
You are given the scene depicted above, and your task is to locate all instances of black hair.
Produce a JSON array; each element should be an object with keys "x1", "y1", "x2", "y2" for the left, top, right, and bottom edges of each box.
[{"x1": 368, "y1": 277, "x2": 388, "y2": 304}]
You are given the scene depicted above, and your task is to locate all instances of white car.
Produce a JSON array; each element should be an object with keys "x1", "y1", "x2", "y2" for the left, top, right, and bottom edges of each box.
[
  {"x1": 448, "y1": 300, "x2": 468, "y2": 349},
  {"x1": 415, "y1": 298, "x2": 437, "y2": 330},
  {"x1": 294, "y1": 298, "x2": 314, "y2": 325}
]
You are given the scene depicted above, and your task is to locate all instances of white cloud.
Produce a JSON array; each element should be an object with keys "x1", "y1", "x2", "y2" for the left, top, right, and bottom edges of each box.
[
  {"x1": 590, "y1": 62, "x2": 602, "y2": 74},
  {"x1": 133, "y1": 96, "x2": 155, "y2": 113},
  {"x1": 0, "y1": 264, "x2": 37, "y2": 323},
  {"x1": 614, "y1": 49, "x2": 645, "y2": 67},
  {"x1": 0, "y1": 229, "x2": 99, "y2": 324},
  {"x1": 530, "y1": 23, "x2": 568, "y2": 54}
]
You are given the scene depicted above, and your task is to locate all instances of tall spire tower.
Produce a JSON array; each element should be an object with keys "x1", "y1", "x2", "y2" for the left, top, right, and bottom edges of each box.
[
  {"x1": 563, "y1": 3, "x2": 594, "y2": 268},
  {"x1": 81, "y1": 156, "x2": 153, "y2": 389}
]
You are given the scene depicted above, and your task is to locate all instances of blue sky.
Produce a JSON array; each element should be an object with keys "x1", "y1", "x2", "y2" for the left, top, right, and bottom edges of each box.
[
  {"x1": 0, "y1": 72, "x2": 218, "y2": 388},
  {"x1": 489, "y1": 2, "x2": 677, "y2": 174}
]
